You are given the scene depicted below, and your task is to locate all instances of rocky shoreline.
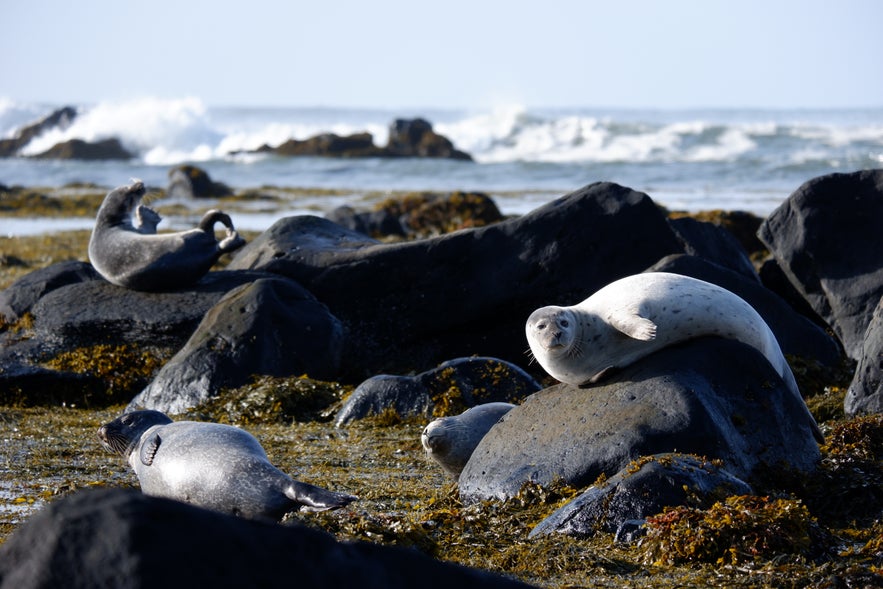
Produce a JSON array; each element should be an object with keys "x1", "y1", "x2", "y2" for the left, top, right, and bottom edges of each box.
[{"x1": 0, "y1": 170, "x2": 881, "y2": 588}]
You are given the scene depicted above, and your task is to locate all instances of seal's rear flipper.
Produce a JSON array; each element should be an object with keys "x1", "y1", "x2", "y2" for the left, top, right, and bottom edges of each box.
[{"x1": 286, "y1": 481, "x2": 357, "y2": 512}]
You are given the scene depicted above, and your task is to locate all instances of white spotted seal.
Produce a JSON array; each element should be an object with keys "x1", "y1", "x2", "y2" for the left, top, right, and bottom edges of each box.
[
  {"x1": 526, "y1": 272, "x2": 823, "y2": 442},
  {"x1": 88, "y1": 180, "x2": 245, "y2": 291},
  {"x1": 98, "y1": 410, "x2": 357, "y2": 520},
  {"x1": 421, "y1": 402, "x2": 515, "y2": 477}
]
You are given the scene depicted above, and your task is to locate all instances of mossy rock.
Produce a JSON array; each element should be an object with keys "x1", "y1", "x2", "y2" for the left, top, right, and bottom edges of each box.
[{"x1": 188, "y1": 375, "x2": 354, "y2": 425}]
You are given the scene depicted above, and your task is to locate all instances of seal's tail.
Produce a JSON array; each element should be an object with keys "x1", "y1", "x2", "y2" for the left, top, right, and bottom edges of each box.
[{"x1": 285, "y1": 481, "x2": 358, "y2": 512}]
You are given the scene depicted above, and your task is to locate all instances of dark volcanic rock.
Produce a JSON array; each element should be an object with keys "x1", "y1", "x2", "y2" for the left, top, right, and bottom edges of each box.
[
  {"x1": 0, "y1": 261, "x2": 100, "y2": 324},
  {"x1": 0, "y1": 106, "x2": 77, "y2": 157},
  {"x1": 167, "y1": 165, "x2": 233, "y2": 198},
  {"x1": 758, "y1": 170, "x2": 883, "y2": 360},
  {"x1": 458, "y1": 338, "x2": 822, "y2": 503},
  {"x1": 385, "y1": 118, "x2": 472, "y2": 160},
  {"x1": 0, "y1": 488, "x2": 534, "y2": 589},
  {"x1": 31, "y1": 138, "x2": 133, "y2": 160},
  {"x1": 334, "y1": 357, "x2": 541, "y2": 426},
  {"x1": 667, "y1": 216, "x2": 758, "y2": 280},
  {"x1": 28, "y1": 270, "x2": 272, "y2": 350},
  {"x1": 229, "y1": 182, "x2": 685, "y2": 379},
  {"x1": 647, "y1": 254, "x2": 843, "y2": 366},
  {"x1": 529, "y1": 454, "x2": 752, "y2": 539},
  {"x1": 129, "y1": 277, "x2": 344, "y2": 414},
  {"x1": 845, "y1": 296, "x2": 883, "y2": 416}
]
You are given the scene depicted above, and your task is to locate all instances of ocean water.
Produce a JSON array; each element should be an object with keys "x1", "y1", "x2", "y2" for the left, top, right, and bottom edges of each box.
[{"x1": 1, "y1": 97, "x2": 881, "y2": 233}]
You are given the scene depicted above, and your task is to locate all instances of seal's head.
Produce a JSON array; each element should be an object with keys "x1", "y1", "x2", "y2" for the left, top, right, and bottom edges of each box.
[
  {"x1": 95, "y1": 180, "x2": 147, "y2": 227},
  {"x1": 421, "y1": 418, "x2": 454, "y2": 456},
  {"x1": 98, "y1": 410, "x2": 172, "y2": 457},
  {"x1": 526, "y1": 306, "x2": 580, "y2": 358}
]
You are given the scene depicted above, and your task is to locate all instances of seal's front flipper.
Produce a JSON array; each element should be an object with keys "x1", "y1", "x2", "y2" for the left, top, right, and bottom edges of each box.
[
  {"x1": 286, "y1": 481, "x2": 357, "y2": 512},
  {"x1": 140, "y1": 433, "x2": 162, "y2": 466},
  {"x1": 607, "y1": 308, "x2": 657, "y2": 341},
  {"x1": 218, "y1": 230, "x2": 245, "y2": 253}
]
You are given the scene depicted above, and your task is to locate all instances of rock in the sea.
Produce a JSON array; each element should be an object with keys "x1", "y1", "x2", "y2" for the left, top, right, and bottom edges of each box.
[
  {"x1": 229, "y1": 182, "x2": 685, "y2": 379},
  {"x1": 459, "y1": 338, "x2": 821, "y2": 503},
  {"x1": 758, "y1": 170, "x2": 883, "y2": 360},
  {"x1": 334, "y1": 357, "x2": 540, "y2": 426},
  {"x1": 167, "y1": 165, "x2": 233, "y2": 198},
  {"x1": 647, "y1": 254, "x2": 842, "y2": 367},
  {"x1": 845, "y1": 296, "x2": 883, "y2": 416},
  {"x1": 31, "y1": 137, "x2": 133, "y2": 160},
  {"x1": 269, "y1": 132, "x2": 382, "y2": 157},
  {"x1": 129, "y1": 277, "x2": 344, "y2": 415},
  {"x1": 0, "y1": 106, "x2": 77, "y2": 157},
  {"x1": 0, "y1": 488, "x2": 534, "y2": 589},
  {"x1": 528, "y1": 454, "x2": 752, "y2": 539},
  {"x1": 385, "y1": 118, "x2": 472, "y2": 161}
]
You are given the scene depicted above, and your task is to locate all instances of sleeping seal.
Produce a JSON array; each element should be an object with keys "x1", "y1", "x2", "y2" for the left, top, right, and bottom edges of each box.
[
  {"x1": 88, "y1": 180, "x2": 245, "y2": 291},
  {"x1": 98, "y1": 410, "x2": 357, "y2": 520},
  {"x1": 526, "y1": 272, "x2": 823, "y2": 442},
  {"x1": 421, "y1": 402, "x2": 516, "y2": 477}
]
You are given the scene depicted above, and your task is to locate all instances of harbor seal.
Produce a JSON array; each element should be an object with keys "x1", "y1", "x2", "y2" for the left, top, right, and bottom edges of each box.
[
  {"x1": 421, "y1": 402, "x2": 515, "y2": 477},
  {"x1": 526, "y1": 272, "x2": 823, "y2": 442},
  {"x1": 97, "y1": 410, "x2": 357, "y2": 520},
  {"x1": 88, "y1": 180, "x2": 245, "y2": 291}
]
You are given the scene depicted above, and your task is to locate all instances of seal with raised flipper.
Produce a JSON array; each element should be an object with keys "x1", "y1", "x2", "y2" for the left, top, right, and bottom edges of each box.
[
  {"x1": 88, "y1": 180, "x2": 245, "y2": 291},
  {"x1": 97, "y1": 410, "x2": 357, "y2": 520},
  {"x1": 525, "y1": 272, "x2": 823, "y2": 442},
  {"x1": 421, "y1": 402, "x2": 516, "y2": 477}
]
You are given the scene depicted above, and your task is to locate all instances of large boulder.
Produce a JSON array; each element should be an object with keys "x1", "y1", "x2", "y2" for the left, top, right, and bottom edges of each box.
[
  {"x1": 269, "y1": 132, "x2": 383, "y2": 157},
  {"x1": 334, "y1": 357, "x2": 541, "y2": 426},
  {"x1": 458, "y1": 338, "x2": 822, "y2": 503},
  {"x1": 229, "y1": 182, "x2": 685, "y2": 379},
  {"x1": 129, "y1": 277, "x2": 344, "y2": 414},
  {"x1": 647, "y1": 254, "x2": 842, "y2": 366},
  {"x1": 0, "y1": 488, "x2": 534, "y2": 589},
  {"x1": 845, "y1": 296, "x2": 883, "y2": 416},
  {"x1": 666, "y1": 216, "x2": 758, "y2": 280},
  {"x1": 758, "y1": 170, "x2": 883, "y2": 360}
]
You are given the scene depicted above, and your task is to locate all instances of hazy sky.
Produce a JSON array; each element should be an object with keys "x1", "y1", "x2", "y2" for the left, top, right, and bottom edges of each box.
[{"x1": 2, "y1": 0, "x2": 881, "y2": 109}]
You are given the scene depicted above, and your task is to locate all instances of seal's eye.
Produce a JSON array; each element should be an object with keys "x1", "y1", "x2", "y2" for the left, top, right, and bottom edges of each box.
[
  {"x1": 536, "y1": 322, "x2": 546, "y2": 331},
  {"x1": 560, "y1": 320, "x2": 569, "y2": 328}
]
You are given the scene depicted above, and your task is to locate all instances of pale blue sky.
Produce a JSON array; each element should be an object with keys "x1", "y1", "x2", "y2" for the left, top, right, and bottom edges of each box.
[{"x1": 2, "y1": 0, "x2": 881, "y2": 109}]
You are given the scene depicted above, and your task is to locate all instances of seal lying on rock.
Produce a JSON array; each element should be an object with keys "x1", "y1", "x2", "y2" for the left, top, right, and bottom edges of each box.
[
  {"x1": 98, "y1": 410, "x2": 357, "y2": 520},
  {"x1": 526, "y1": 272, "x2": 823, "y2": 442},
  {"x1": 421, "y1": 402, "x2": 515, "y2": 477},
  {"x1": 88, "y1": 180, "x2": 245, "y2": 291}
]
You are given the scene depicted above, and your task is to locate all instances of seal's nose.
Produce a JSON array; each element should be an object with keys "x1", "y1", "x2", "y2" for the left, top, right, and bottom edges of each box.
[{"x1": 97, "y1": 424, "x2": 107, "y2": 442}]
